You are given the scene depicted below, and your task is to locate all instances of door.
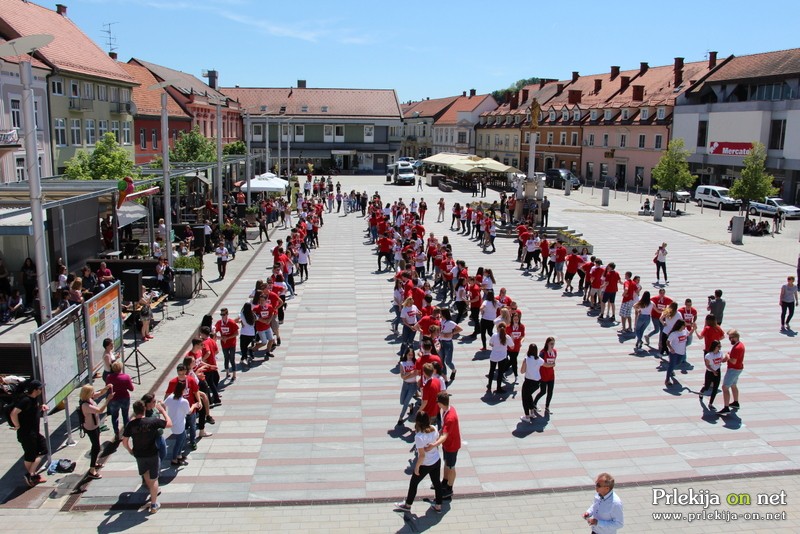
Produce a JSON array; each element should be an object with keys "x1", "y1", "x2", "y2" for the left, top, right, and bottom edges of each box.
[
  {"x1": 374, "y1": 154, "x2": 387, "y2": 172},
  {"x1": 615, "y1": 164, "x2": 627, "y2": 188}
]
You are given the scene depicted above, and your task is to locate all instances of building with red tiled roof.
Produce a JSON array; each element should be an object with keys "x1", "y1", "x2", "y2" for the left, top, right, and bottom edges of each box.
[
  {"x1": 130, "y1": 59, "x2": 241, "y2": 147},
  {"x1": 401, "y1": 96, "x2": 459, "y2": 159},
  {"x1": 674, "y1": 48, "x2": 800, "y2": 203},
  {"x1": 432, "y1": 90, "x2": 497, "y2": 155},
  {"x1": 221, "y1": 81, "x2": 403, "y2": 174},
  {"x1": 119, "y1": 62, "x2": 192, "y2": 165},
  {"x1": 0, "y1": 0, "x2": 139, "y2": 173},
  {"x1": 0, "y1": 39, "x2": 52, "y2": 183}
]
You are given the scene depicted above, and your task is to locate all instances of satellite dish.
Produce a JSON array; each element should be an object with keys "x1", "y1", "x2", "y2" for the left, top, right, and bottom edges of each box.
[
  {"x1": 0, "y1": 34, "x2": 54, "y2": 57},
  {"x1": 127, "y1": 101, "x2": 138, "y2": 115}
]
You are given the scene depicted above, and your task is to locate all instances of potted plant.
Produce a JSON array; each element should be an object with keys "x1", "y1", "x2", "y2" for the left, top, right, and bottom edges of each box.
[
  {"x1": 244, "y1": 206, "x2": 258, "y2": 225},
  {"x1": 173, "y1": 255, "x2": 202, "y2": 299}
]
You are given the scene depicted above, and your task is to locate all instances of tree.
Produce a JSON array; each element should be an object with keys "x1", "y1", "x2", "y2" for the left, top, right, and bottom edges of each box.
[
  {"x1": 64, "y1": 132, "x2": 138, "y2": 181},
  {"x1": 729, "y1": 142, "x2": 777, "y2": 218},
  {"x1": 171, "y1": 125, "x2": 217, "y2": 162},
  {"x1": 223, "y1": 140, "x2": 246, "y2": 155},
  {"x1": 491, "y1": 77, "x2": 543, "y2": 104},
  {"x1": 652, "y1": 138, "x2": 696, "y2": 210}
]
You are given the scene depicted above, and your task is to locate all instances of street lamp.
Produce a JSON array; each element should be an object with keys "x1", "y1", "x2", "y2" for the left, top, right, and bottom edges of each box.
[
  {"x1": 0, "y1": 34, "x2": 54, "y2": 323},
  {"x1": 207, "y1": 96, "x2": 225, "y2": 227}
]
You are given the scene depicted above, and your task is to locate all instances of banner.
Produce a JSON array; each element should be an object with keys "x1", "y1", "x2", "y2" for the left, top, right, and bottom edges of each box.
[
  {"x1": 708, "y1": 142, "x2": 753, "y2": 156},
  {"x1": 84, "y1": 282, "x2": 123, "y2": 374}
]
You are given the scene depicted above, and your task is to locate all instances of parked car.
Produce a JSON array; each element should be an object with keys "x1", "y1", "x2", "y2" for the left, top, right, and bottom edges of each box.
[
  {"x1": 656, "y1": 189, "x2": 692, "y2": 203},
  {"x1": 694, "y1": 185, "x2": 741, "y2": 209},
  {"x1": 545, "y1": 168, "x2": 582, "y2": 189},
  {"x1": 748, "y1": 197, "x2": 800, "y2": 219}
]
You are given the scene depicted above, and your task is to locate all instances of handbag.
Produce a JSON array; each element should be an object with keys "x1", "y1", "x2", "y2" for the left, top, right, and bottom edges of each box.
[{"x1": 652, "y1": 254, "x2": 658, "y2": 264}]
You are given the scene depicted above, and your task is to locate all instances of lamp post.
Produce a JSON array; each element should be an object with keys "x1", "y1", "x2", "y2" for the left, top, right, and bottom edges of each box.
[
  {"x1": 215, "y1": 99, "x2": 224, "y2": 227},
  {"x1": 0, "y1": 35, "x2": 54, "y2": 323},
  {"x1": 244, "y1": 111, "x2": 251, "y2": 206},
  {"x1": 261, "y1": 106, "x2": 269, "y2": 174}
]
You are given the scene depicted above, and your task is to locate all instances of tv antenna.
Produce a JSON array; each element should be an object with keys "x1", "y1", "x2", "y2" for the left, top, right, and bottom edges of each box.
[{"x1": 102, "y1": 22, "x2": 119, "y2": 54}]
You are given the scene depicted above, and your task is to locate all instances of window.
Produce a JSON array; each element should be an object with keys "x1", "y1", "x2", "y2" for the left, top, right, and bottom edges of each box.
[
  {"x1": 602, "y1": 133, "x2": 609, "y2": 147},
  {"x1": 571, "y1": 132, "x2": 578, "y2": 146},
  {"x1": 477, "y1": 134, "x2": 482, "y2": 147},
  {"x1": 321, "y1": 106, "x2": 329, "y2": 113},
  {"x1": 574, "y1": 110, "x2": 581, "y2": 121},
  {"x1": 97, "y1": 85, "x2": 107, "y2": 101},
  {"x1": 586, "y1": 162, "x2": 594, "y2": 180},
  {"x1": 640, "y1": 108, "x2": 649, "y2": 120},
  {"x1": 323, "y1": 124, "x2": 333, "y2": 142},
  {"x1": 495, "y1": 134, "x2": 500, "y2": 146},
  {"x1": 638, "y1": 134, "x2": 646, "y2": 148},
  {"x1": 151, "y1": 128, "x2": 158, "y2": 149},
  {"x1": 120, "y1": 88, "x2": 130, "y2": 103},
  {"x1": 122, "y1": 121, "x2": 132, "y2": 144},
  {"x1": 654, "y1": 135, "x2": 663, "y2": 149},
  {"x1": 696, "y1": 120, "x2": 708, "y2": 148},
  {"x1": 600, "y1": 163, "x2": 609, "y2": 177},
  {"x1": 769, "y1": 119, "x2": 786, "y2": 150},
  {"x1": 657, "y1": 107, "x2": 665, "y2": 120},
  {"x1": 15, "y1": 157, "x2": 26, "y2": 182},
  {"x1": 70, "y1": 119, "x2": 81, "y2": 145},
  {"x1": 140, "y1": 128, "x2": 147, "y2": 149},
  {"x1": 70, "y1": 81, "x2": 80, "y2": 97},
  {"x1": 33, "y1": 100, "x2": 40, "y2": 129},
  {"x1": 97, "y1": 120, "x2": 108, "y2": 140},
  {"x1": 512, "y1": 158, "x2": 518, "y2": 168},
  {"x1": 295, "y1": 124, "x2": 306, "y2": 142},
  {"x1": 524, "y1": 131, "x2": 531, "y2": 144},
  {"x1": 635, "y1": 166, "x2": 645, "y2": 184},
  {"x1": 53, "y1": 118, "x2": 67, "y2": 146},
  {"x1": 334, "y1": 124, "x2": 344, "y2": 142},
  {"x1": 513, "y1": 135, "x2": 519, "y2": 148},
  {"x1": 51, "y1": 78, "x2": 64, "y2": 96},
  {"x1": 560, "y1": 132, "x2": 566, "y2": 145},
  {"x1": 111, "y1": 121, "x2": 120, "y2": 142},
  {"x1": 546, "y1": 132, "x2": 553, "y2": 144},
  {"x1": 621, "y1": 109, "x2": 629, "y2": 120},
  {"x1": 85, "y1": 119, "x2": 96, "y2": 145},
  {"x1": 10, "y1": 98, "x2": 21, "y2": 129},
  {"x1": 458, "y1": 131, "x2": 467, "y2": 144},
  {"x1": 281, "y1": 123, "x2": 290, "y2": 141},
  {"x1": 363, "y1": 125, "x2": 374, "y2": 143},
  {"x1": 300, "y1": 105, "x2": 308, "y2": 112},
  {"x1": 590, "y1": 110, "x2": 598, "y2": 121},
  {"x1": 562, "y1": 110, "x2": 569, "y2": 121},
  {"x1": 504, "y1": 134, "x2": 510, "y2": 147},
  {"x1": 549, "y1": 111, "x2": 556, "y2": 121},
  {"x1": 604, "y1": 110, "x2": 612, "y2": 120},
  {"x1": 587, "y1": 133, "x2": 595, "y2": 146},
  {"x1": 619, "y1": 134, "x2": 627, "y2": 148},
  {"x1": 110, "y1": 86, "x2": 119, "y2": 103},
  {"x1": 83, "y1": 82, "x2": 94, "y2": 100}
]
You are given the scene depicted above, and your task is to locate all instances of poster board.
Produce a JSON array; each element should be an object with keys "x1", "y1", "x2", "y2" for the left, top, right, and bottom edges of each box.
[
  {"x1": 30, "y1": 305, "x2": 89, "y2": 407},
  {"x1": 84, "y1": 282, "x2": 123, "y2": 373}
]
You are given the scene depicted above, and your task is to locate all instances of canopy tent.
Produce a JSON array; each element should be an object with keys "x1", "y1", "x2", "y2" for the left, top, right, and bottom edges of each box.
[
  {"x1": 239, "y1": 174, "x2": 289, "y2": 193},
  {"x1": 116, "y1": 200, "x2": 148, "y2": 228},
  {"x1": 422, "y1": 153, "x2": 521, "y2": 174}
]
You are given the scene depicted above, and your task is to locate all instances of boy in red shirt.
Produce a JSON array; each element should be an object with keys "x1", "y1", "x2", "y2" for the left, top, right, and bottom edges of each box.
[
  {"x1": 600, "y1": 262, "x2": 621, "y2": 321},
  {"x1": 564, "y1": 248, "x2": 582, "y2": 293},
  {"x1": 419, "y1": 363, "x2": 442, "y2": 424},
  {"x1": 619, "y1": 272, "x2": 639, "y2": 333},
  {"x1": 214, "y1": 308, "x2": 240, "y2": 380}
]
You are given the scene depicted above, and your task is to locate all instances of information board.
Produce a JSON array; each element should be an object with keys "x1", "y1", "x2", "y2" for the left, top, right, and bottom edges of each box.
[
  {"x1": 84, "y1": 282, "x2": 123, "y2": 372},
  {"x1": 31, "y1": 305, "x2": 89, "y2": 407}
]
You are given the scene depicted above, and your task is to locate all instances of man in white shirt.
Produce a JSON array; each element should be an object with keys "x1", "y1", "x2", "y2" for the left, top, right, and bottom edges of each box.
[{"x1": 583, "y1": 472, "x2": 624, "y2": 533}]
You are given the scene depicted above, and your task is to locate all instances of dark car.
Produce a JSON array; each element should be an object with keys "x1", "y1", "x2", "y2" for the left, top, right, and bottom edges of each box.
[{"x1": 545, "y1": 168, "x2": 582, "y2": 189}]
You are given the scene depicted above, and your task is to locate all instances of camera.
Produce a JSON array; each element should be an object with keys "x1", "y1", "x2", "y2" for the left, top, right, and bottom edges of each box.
[{"x1": 707, "y1": 295, "x2": 714, "y2": 301}]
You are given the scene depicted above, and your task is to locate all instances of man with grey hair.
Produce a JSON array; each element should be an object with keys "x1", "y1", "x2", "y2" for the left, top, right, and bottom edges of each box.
[{"x1": 583, "y1": 472, "x2": 624, "y2": 533}]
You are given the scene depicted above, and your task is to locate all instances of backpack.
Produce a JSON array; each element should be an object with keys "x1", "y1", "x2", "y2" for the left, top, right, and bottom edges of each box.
[
  {"x1": 2, "y1": 378, "x2": 32, "y2": 422},
  {"x1": 77, "y1": 399, "x2": 98, "y2": 438}
]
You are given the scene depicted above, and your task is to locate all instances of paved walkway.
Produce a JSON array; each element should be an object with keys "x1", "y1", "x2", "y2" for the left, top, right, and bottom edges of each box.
[{"x1": 0, "y1": 176, "x2": 798, "y2": 531}]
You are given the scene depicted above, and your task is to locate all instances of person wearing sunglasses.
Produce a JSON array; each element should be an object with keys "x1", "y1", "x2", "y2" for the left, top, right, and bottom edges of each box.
[{"x1": 583, "y1": 472, "x2": 624, "y2": 533}]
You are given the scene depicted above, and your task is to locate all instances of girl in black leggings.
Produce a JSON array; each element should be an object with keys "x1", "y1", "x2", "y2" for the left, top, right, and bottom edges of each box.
[{"x1": 533, "y1": 337, "x2": 557, "y2": 412}]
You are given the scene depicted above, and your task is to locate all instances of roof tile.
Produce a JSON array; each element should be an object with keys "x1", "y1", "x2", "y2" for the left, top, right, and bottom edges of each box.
[
  {"x1": 219, "y1": 86, "x2": 402, "y2": 118},
  {"x1": 120, "y1": 62, "x2": 190, "y2": 118}
]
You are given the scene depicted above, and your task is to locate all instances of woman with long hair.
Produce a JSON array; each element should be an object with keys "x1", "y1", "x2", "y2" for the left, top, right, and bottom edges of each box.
[
  {"x1": 238, "y1": 301, "x2": 257, "y2": 367},
  {"x1": 479, "y1": 289, "x2": 500, "y2": 351},
  {"x1": 533, "y1": 337, "x2": 557, "y2": 413},
  {"x1": 438, "y1": 309, "x2": 462, "y2": 383},
  {"x1": 506, "y1": 312, "x2": 525, "y2": 382},
  {"x1": 297, "y1": 241, "x2": 311, "y2": 282},
  {"x1": 79, "y1": 383, "x2": 113, "y2": 479},
  {"x1": 397, "y1": 347, "x2": 418, "y2": 426},
  {"x1": 665, "y1": 319, "x2": 688, "y2": 386},
  {"x1": 454, "y1": 277, "x2": 468, "y2": 323},
  {"x1": 519, "y1": 344, "x2": 542, "y2": 422},
  {"x1": 487, "y1": 323, "x2": 514, "y2": 394},
  {"x1": 394, "y1": 411, "x2": 443, "y2": 514},
  {"x1": 659, "y1": 303, "x2": 682, "y2": 356},
  {"x1": 400, "y1": 297, "x2": 421, "y2": 356},
  {"x1": 699, "y1": 340, "x2": 723, "y2": 409},
  {"x1": 633, "y1": 291, "x2": 653, "y2": 351},
  {"x1": 696, "y1": 314, "x2": 725, "y2": 356}
]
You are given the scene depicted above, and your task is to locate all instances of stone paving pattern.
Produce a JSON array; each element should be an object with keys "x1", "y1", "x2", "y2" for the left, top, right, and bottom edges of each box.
[{"x1": 0, "y1": 177, "x2": 798, "y2": 531}]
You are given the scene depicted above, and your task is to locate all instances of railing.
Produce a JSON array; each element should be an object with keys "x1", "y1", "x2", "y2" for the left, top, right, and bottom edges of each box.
[
  {"x1": 69, "y1": 97, "x2": 93, "y2": 111},
  {"x1": 110, "y1": 101, "x2": 131, "y2": 114}
]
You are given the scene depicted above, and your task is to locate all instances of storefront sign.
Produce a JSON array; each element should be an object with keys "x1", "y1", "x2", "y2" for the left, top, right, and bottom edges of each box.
[{"x1": 708, "y1": 142, "x2": 752, "y2": 156}]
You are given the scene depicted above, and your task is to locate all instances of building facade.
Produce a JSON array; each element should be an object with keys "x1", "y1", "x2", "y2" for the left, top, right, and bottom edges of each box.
[
  {"x1": 673, "y1": 48, "x2": 800, "y2": 204},
  {"x1": 223, "y1": 82, "x2": 403, "y2": 174},
  {"x1": 432, "y1": 90, "x2": 497, "y2": 155},
  {"x1": 401, "y1": 96, "x2": 458, "y2": 159}
]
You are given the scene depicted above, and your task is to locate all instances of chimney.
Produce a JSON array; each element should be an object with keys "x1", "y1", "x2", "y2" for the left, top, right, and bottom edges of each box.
[
  {"x1": 109, "y1": 51, "x2": 117, "y2": 60},
  {"x1": 708, "y1": 51, "x2": 718, "y2": 69},
  {"x1": 509, "y1": 92, "x2": 519, "y2": 110},
  {"x1": 56, "y1": 4, "x2": 67, "y2": 16},
  {"x1": 610, "y1": 66, "x2": 620, "y2": 80},
  {"x1": 567, "y1": 89, "x2": 581, "y2": 105},
  {"x1": 620, "y1": 75, "x2": 630, "y2": 91},
  {"x1": 462, "y1": 91, "x2": 467, "y2": 97},
  {"x1": 639, "y1": 62, "x2": 649, "y2": 75},
  {"x1": 297, "y1": 79, "x2": 306, "y2": 89},
  {"x1": 469, "y1": 88, "x2": 476, "y2": 97},
  {"x1": 207, "y1": 69, "x2": 218, "y2": 90},
  {"x1": 594, "y1": 79, "x2": 602, "y2": 93},
  {"x1": 556, "y1": 83, "x2": 564, "y2": 95},
  {"x1": 539, "y1": 79, "x2": 546, "y2": 89},
  {"x1": 632, "y1": 85, "x2": 644, "y2": 101},
  {"x1": 674, "y1": 57, "x2": 684, "y2": 87},
  {"x1": 521, "y1": 88, "x2": 529, "y2": 102},
  {"x1": 571, "y1": 71, "x2": 579, "y2": 83}
]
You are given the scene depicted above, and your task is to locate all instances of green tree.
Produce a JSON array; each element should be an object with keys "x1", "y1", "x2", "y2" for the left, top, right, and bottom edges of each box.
[
  {"x1": 652, "y1": 138, "x2": 696, "y2": 210},
  {"x1": 223, "y1": 140, "x2": 246, "y2": 155},
  {"x1": 728, "y1": 142, "x2": 777, "y2": 218},
  {"x1": 171, "y1": 125, "x2": 217, "y2": 162},
  {"x1": 64, "y1": 132, "x2": 138, "y2": 181},
  {"x1": 491, "y1": 77, "x2": 543, "y2": 104}
]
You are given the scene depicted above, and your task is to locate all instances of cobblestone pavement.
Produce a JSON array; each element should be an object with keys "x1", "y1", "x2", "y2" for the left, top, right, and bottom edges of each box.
[{"x1": 0, "y1": 176, "x2": 797, "y2": 532}]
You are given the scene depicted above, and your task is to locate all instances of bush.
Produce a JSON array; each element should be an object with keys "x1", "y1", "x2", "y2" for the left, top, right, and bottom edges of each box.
[{"x1": 174, "y1": 256, "x2": 203, "y2": 272}]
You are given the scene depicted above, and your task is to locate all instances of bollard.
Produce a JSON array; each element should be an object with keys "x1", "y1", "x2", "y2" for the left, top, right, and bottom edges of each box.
[
  {"x1": 653, "y1": 197, "x2": 664, "y2": 221},
  {"x1": 601, "y1": 187, "x2": 610, "y2": 207},
  {"x1": 718, "y1": 203, "x2": 722, "y2": 218},
  {"x1": 730, "y1": 215, "x2": 745, "y2": 244},
  {"x1": 626, "y1": 189, "x2": 629, "y2": 201}
]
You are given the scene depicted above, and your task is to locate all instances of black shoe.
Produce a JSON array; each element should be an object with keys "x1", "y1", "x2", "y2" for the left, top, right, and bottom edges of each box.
[
  {"x1": 730, "y1": 401, "x2": 740, "y2": 409},
  {"x1": 449, "y1": 370, "x2": 456, "y2": 382},
  {"x1": 717, "y1": 406, "x2": 731, "y2": 414},
  {"x1": 396, "y1": 419, "x2": 404, "y2": 426}
]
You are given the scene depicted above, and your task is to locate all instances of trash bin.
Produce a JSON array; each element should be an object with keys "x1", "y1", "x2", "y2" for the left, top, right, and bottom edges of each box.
[
  {"x1": 386, "y1": 174, "x2": 392, "y2": 183},
  {"x1": 653, "y1": 197, "x2": 664, "y2": 222},
  {"x1": 601, "y1": 187, "x2": 610, "y2": 206},
  {"x1": 174, "y1": 268, "x2": 196, "y2": 299}
]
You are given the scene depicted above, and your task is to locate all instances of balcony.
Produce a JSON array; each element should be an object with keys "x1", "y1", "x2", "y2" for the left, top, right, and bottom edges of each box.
[
  {"x1": 69, "y1": 97, "x2": 93, "y2": 111},
  {"x1": 110, "y1": 101, "x2": 132, "y2": 114}
]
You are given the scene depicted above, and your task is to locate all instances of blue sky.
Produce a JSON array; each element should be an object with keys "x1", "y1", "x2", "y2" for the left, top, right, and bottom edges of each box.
[{"x1": 66, "y1": 0, "x2": 799, "y2": 103}]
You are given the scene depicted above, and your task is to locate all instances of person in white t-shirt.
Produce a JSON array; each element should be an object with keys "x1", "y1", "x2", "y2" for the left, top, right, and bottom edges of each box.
[
  {"x1": 666, "y1": 319, "x2": 689, "y2": 386},
  {"x1": 520, "y1": 343, "x2": 544, "y2": 422},
  {"x1": 487, "y1": 323, "x2": 514, "y2": 394},
  {"x1": 394, "y1": 411, "x2": 443, "y2": 514},
  {"x1": 164, "y1": 381, "x2": 199, "y2": 466},
  {"x1": 699, "y1": 340, "x2": 723, "y2": 410}
]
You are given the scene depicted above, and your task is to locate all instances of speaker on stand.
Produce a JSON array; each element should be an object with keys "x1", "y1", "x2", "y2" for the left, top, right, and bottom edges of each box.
[{"x1": 121, "y1": 269, "x2": 143, "y2": 302}]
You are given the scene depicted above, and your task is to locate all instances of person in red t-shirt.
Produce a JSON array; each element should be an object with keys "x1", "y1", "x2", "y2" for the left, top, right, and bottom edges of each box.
[
  {"x1": 581, "y1": 257, "x2": 594, "y2": 301},
  {"x1": 252, "y1": 294, "x2": 275, "y2": 357},
  {"x1": 423, "y1": 392, "x2": 460, "y2": 498},
  {"x1": 564, "y1": 248, "x2": 582, "y2": 293},
  {"x1": 719, "y1": 330, "x2": 745, "y2": 414},
  {"x1": 588, "y1": 259, "x2": 605, "y2": 309},
  {"x1": 646, "y1": 288, "x2": 673, "y2": 346},
  {"x1": 376, "y1": 234, "x2": 394, "y2": 272},
  {"x1": 214, "y1": 308, "x2": 240, "y2": 380},
  {"x1": 199, "y1": 326, "x2": 221, "y2": 405},
  {"x1": 619, "y1": 272, "x2": 640, "y2": 333},
  {"x1": 554, "y1": 242, "x2": 568, "y2": 285},
  {"x1": 696, "y1": 313, "x2": 725, "y2": 355},
  {"x1": 419, "y1": 363, "x2": 442, "y2": 423},
  {"x1": 600, "y1": 262, "x2": 622, "y2": 321},
  {"x1": 678, "y1": 299, "x2": 698, "y2": 342}
]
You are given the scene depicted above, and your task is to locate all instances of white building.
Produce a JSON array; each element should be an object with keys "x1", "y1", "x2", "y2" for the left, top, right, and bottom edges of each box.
[{"x1": 432, "y1": 90, "x2": 497, "y2": 155}]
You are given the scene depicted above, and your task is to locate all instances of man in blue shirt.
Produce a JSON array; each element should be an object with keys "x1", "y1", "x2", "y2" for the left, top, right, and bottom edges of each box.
[{"x1": 583, "y1": 472, "x2": 624, "y2": 533}]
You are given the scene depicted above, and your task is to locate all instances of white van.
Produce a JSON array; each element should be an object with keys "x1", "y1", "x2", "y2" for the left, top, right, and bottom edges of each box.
[
  {"x1": 694, "y1": 185, "x2": 740, "y2": 209},
  {"x1": 386, "y1": 161, "x2": 416, "y2": 185}
]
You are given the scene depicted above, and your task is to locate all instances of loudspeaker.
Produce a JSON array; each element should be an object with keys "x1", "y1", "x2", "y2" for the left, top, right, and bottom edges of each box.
[
  {"x1": 191, "y1": 225, "x2": 206, "y2": 250},
  {"x1": 121, "y1": 269, "x2": 143, "y2": 302}
]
